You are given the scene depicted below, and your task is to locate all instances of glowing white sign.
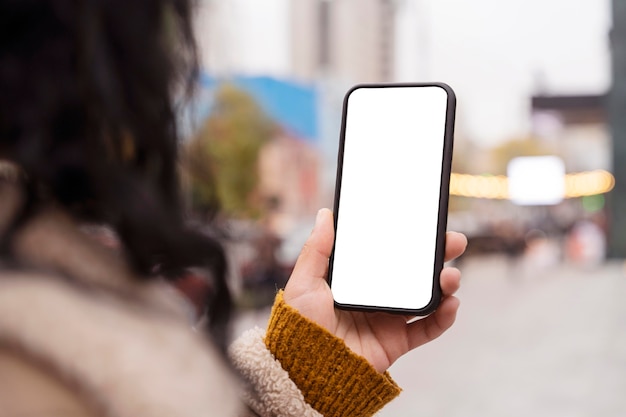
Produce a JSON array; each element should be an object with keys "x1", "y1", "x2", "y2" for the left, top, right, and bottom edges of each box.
[{"x1": 507, "y1": 156, "x2": 565, "y2": 206}]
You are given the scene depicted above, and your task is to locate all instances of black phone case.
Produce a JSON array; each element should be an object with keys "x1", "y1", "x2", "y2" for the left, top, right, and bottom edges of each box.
[{"x1": 328, "y1": 82, "x2": 457, "y2": 316}]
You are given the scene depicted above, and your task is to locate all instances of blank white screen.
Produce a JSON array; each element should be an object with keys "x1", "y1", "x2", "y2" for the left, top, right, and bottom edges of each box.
[{"x1": 331, "y1": 85, "x2": 449, "y2": 311}]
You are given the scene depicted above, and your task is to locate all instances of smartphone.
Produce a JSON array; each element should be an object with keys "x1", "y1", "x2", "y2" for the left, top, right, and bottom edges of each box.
[{"x1": 328, "y1": 83, "x2": 456, "y2": 316}]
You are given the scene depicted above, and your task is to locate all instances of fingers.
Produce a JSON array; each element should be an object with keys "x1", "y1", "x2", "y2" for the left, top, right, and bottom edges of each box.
[
  {"x1": 288, "y1": 208, "x2": 335, "y2": 290},
  {"x1": 440, "y1": 266, "x2": 461, "y2": 297},
  {"x1": 406, "y1": 295, "x2": 460, "y2": 350},
  {"x1": 404, "y1": 264, "x2": 462, "y2": 349},
  {"x1": 444, "y1": 231, "x2": 467, "y2": 262}
]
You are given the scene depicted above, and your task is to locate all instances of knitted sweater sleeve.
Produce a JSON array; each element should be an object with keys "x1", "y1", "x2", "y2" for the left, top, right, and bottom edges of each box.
[{"x1": 228, "y1": 291, "x2": 401, "y2": 417}]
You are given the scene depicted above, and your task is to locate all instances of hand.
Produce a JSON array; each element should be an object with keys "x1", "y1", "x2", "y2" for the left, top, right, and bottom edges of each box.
[{"x1": 283, "y1": 208, "x2": 467, "y2": 373}]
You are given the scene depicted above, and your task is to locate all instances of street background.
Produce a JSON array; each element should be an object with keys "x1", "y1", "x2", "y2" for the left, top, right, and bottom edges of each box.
[
  {"x1": 188, "y1": 1, "x2": 626, "y2": 415},
  {"x1": 381, "y1": 256, "x2": 626, "y2": 417}
]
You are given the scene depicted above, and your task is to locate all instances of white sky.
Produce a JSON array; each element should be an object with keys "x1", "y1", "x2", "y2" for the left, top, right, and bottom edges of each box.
[
  {"x1": 398, "y1": 0, "x2": 612, "y2": 146},
  {"x1": 196, "y1": 0, "x2": 612, "y2": 147}
]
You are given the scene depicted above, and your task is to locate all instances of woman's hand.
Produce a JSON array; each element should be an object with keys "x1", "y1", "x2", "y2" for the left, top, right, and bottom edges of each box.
[{"x1": 283, "y1": 208, "x2": 467, "y2": 373}]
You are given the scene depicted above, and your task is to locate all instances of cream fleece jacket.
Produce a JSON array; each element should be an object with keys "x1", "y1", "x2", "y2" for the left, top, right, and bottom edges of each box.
[{"x1": 0, "y1": 188, "x2": 399, "y2": 416}]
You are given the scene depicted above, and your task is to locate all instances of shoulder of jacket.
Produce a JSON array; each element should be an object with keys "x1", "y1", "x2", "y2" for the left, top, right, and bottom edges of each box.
[
  {"x1": 0, "y1": 346, "x2": 99, "y2": 416},
  {"x1": 0, "y1": 272, "x2": 242, "y2": 417}
]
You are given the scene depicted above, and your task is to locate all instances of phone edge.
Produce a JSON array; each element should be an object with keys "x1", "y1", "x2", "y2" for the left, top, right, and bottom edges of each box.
[{"x1": 328, "y1": 82, "x2": 457, "y2": 316}]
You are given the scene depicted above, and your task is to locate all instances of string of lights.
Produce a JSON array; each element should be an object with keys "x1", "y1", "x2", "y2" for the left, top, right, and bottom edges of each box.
[{"x1": 449, "y1": 170, "x2": 615, "y2": 200}]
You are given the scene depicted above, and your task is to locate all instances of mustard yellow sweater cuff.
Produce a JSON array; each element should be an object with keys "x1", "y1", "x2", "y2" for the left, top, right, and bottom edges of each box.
[{"x1": 265, "y1": 291, "x2": 401, "y2": 417}]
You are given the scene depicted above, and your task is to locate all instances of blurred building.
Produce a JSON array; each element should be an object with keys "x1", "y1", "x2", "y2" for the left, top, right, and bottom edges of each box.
[
  {"x1": 531, "y1": 94, "x2": 610, "y2": 172},
  {"x1": 609, "y1": 0, "x2": 626, "y2": 258},
  {"x1": 198, "y1": 75, "x2": 318, "y2": 140},
  {"x1": 290, "y1": 0, "x2": 396, "y2": 84},
  {"x1": 195, "y1": 0, "x2": 239, "y2": 75},
  {"x1": 257, "y1": 133, "x2": 320, "y2": 235}
]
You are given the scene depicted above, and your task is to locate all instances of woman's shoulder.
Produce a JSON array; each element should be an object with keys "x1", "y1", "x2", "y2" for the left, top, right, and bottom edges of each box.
[
  {"x1": 0, "y1": 342, "x2": 98, "y2": 417},
  {"x1": 0, "y1": 269, "x2": 243, "y2": 416}
]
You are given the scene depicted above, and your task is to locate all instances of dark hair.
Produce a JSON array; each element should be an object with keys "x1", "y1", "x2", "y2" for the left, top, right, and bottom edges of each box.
[{"x1": 0, "y1": 0, "x2": 232, "y2": 349}]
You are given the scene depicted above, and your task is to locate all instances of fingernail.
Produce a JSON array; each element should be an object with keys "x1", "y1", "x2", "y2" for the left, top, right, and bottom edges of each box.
[
  {"x1": 315, "y1": 209, "x2": 324, "y2": 228},
  {"x1": 314, "y1": 209, "x2": 326, "y2": 231}
]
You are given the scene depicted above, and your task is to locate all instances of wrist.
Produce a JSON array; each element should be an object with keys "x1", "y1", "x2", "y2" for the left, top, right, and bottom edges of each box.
[{"x1": 265, "y1": 291, "x2": 401, "y2": 417}]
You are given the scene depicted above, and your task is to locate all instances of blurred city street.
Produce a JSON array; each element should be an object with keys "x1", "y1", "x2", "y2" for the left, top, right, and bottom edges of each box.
[
  {"x1": 234, "y1": 255, "x2": 626, "y2": 417},
  {"x1": 380, "y1": 255, "x2": 626, "y2": 417},
  {"x1": 203, "y1": 2, "x2": 626, "y2": 415}
]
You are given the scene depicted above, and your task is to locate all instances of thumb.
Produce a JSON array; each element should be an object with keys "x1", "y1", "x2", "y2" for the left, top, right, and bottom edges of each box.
[{"x1": 287, "y1": 208, "x2": 335, "y2": 292}]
